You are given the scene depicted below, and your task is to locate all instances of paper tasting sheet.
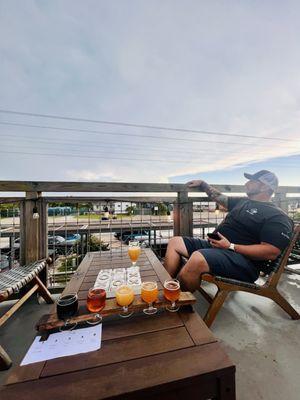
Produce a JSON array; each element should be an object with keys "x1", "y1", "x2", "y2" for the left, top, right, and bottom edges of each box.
[{"x1": 21, "y1": 324, "x2": 102, "y2": 366}]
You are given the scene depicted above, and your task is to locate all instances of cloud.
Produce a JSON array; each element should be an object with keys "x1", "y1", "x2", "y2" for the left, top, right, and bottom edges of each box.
[
  {"x1": 65, "y1": 169, "x2": 119, "y2": 182},
  {"x1": 1, "y1": 0, "x2": 300, "y2": 186}
]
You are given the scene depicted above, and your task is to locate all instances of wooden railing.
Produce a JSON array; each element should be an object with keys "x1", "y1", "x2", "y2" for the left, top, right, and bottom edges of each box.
[{"x1": 0, "y1": 180, "x2": 300, "y2": 267}]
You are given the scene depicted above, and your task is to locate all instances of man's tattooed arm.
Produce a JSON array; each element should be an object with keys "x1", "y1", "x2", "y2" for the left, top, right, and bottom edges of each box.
[
  {"x1": 186, "y1": 180, "x2": 229, "y2": 210},
  {"x1": 200, "y1": 182, "x2": 229, "y2": 210}
]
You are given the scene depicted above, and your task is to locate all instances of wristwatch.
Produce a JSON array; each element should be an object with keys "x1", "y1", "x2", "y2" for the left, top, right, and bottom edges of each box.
[{"x1": 229, "y1": 243, "x2": 235, "y2": 251}]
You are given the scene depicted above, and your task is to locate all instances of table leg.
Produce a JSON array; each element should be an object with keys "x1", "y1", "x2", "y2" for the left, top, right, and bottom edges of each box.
[{"x1": 218, "y1": 371, "x2": 236, "y2": 400}]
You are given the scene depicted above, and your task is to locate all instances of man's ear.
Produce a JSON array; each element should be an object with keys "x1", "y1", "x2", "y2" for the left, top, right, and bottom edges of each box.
[{"x1": 260, "y1": 182, "x2": 270, "y2": 194}]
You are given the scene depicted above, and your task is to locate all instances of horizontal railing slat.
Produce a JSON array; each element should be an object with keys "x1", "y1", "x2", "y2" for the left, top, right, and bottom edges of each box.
[{"x1": 1, "y1": 181, "x2": 300, "y2": 195}]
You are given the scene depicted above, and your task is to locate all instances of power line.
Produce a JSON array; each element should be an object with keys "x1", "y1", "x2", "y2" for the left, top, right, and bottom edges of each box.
[
  {"x1": 0, "y1": 134, "x2": 273, "y2": 157},
  {"x1": 0, "y1": 134, "x2": 234, "y2": 154},
  {"x1": 0, "y1": 121, "x2": 298, "y2": 149},
  {"x1": 0, "y1": 121, "x2": 252, "y2": 147},
  {"x1": 0, "y1": 142, "x2": 213, "y2": 161},
  {"x1": 0, "y1": 148, "x2": 299, "y2": 168},
  {"x1": 0, "y1": 149, "x2": 202, "y2": 164},
  {"x1": 1, "y1": 109, "x2": 299, "y2": 142}
]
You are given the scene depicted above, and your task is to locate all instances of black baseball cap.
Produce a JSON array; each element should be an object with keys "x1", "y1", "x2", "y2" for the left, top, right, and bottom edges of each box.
[{"x1": 244, "y1": 170, "x2": 279, "y2": 191}]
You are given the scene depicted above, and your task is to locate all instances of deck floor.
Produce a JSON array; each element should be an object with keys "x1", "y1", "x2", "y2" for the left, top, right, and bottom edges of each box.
[{"x1": 1, "y1": 271, "x2": 299, "y2": 400}]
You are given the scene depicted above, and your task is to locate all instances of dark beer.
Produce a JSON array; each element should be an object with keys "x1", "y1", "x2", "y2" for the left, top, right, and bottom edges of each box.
[{"x1": 56, "y1": 294, "x2": 78, "y2": 320}]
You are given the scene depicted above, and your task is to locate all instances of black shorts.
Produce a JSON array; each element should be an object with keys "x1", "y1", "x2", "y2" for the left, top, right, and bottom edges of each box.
[{"x1": 183, "y1": 237, "x2": 259, "y2": 283}]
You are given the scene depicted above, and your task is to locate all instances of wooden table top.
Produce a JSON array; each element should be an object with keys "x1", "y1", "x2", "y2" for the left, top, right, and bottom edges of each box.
[{"x1": 2, "y1": 249, "x2": 235, "y2": 400}]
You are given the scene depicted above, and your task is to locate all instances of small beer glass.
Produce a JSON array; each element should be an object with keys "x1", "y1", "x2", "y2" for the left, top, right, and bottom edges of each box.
[
  {"x1": 128, "y1": 241, "x2": 141, "y2": 266},
  {"x1": 56, "y1": 293, "x2": 78, "y2": 320},
  {"x1": 163, "y1": 279, "x2": 181, "y2": 312},
  {"x1": 56, "y1": 293, "x2": 78, "y2": 330},
  {"x1": 141, "y1": 281, "x2": 158, "y2": 315},
  {"x1": 86, "y1": 288, "x2": 106, "y2": 313},
  {"x1": 116, "y1": 285, "x2": 135, "y2": 318}
]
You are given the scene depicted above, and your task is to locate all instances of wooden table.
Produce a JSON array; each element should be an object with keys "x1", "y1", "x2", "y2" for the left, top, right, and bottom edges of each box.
[{"x1": 1, "y1": 249, "x2": 236, "y2": 400}]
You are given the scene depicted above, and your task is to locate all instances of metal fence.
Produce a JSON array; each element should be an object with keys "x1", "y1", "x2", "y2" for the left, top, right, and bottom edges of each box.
[{"x1": 0, "y1": 181, "x2": 299, "y2": 289}]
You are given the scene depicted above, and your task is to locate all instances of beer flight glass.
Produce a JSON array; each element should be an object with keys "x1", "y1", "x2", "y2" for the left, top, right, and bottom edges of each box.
[
  {"x1": 163, "y1": 279, "x2": 181, "y2": 312},
  {"x1": 116, "y1": 285, "x2": 135, "y2": 318},
  {"x1": 86, "y1": 288, "x2": 106, "y2": 312},
  {"x1": 128, "y1": 241, "x2": 141, "y2": 266},
  {"x1": 141, "y1": 281, "x2": 158, "y2": 315},
  {"x1": 85, "y1": 288, "x2": 106, "y2": 325},
  {"x1": 57, "y1": 293, "x2": 79, "y2": 320},
  {"x1": 56, "y1": 293, "x2": 79, "y2": 330}
]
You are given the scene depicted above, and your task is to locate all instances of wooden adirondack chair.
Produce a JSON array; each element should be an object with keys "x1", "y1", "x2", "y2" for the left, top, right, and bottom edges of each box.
[
  {"x1": 198, "y1": 225, "x2": 300, "y2": 327},
  {"x1": 0, "y1": 259, "x2": 54, "y2": 370}
]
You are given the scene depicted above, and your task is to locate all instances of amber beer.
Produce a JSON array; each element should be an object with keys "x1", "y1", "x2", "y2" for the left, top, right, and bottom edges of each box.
[
  {"x1": 86, "y1": 288, "x2": 106, "y2": 312},
  {"x1": 163, "y1": 279, "x2": 180, "y2": 302}
]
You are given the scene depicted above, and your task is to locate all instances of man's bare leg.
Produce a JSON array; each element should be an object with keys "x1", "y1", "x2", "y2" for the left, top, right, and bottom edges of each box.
[
  {"x1": 164, "y1": 237, "x2": 189, "y2": 277},
  {"x1": 177, "y1": 251, "x2": 210, "y2": 292}
]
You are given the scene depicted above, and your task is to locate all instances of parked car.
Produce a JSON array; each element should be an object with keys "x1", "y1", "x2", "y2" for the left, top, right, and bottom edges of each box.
[
  {"x1": 1, "y1": 236, "x2": 70, "y2": 260},
  {"x1": 114, "y1": 230, "x2": 131, "y2": 239},
  {"x1": 121, "y1": 230, "x2": 162, "y2": 245},
  {"x1": 117, "y1": 230, "x2": 147, "y2": 243},
  {"x1": 0, "y1": 254, "x2": 9, "y2": 271},
  {"x1": 48, "y1": 235, "x2": 66, "y2": 246},
  {"x1": 63, "y1": 233, "x2": 81, "y2": 245},
  {"x1": 1, "y1": 238, "x2": 21, "y2": 256},
  {"x1": 13, "y1": 237, "x2": 21, "y2": 249},
  {"x1": 47, "y1": 235, "x2": 77, "y2": 256},
  {"x1": 13, "y1": 236, "x2": 65, "y2": 247},
  {"x1": 15, "y1": 235, "x2": 80, "y2": 247}
]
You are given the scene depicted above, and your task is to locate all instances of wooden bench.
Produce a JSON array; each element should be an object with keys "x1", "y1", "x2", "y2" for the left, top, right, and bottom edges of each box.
[
  {"x1": 199, "y1": 225, "x2": 300, "y2": 327},
  {"x1": 0, "y1": 259, "x2": 54, "y2": 370}
]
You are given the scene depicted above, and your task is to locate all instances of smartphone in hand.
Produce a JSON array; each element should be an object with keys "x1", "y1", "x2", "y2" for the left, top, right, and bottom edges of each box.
[{"x1": 207, "y1": 232, "x2": 221, "y2": 241}]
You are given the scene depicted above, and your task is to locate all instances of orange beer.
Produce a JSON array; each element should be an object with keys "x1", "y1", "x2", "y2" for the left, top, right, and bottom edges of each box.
[
  {"x1": 128, "y1": 241, "x2": 141, "y2": 265},
  {"x1": 128, "y1": 247, "x2": 141, "y2": 263},
  {"x1": 163, "y1": 279, "x2": 180, "y2": 302},
  {"x1": 116, "y1": 285, "x2": 135, "y2": 318},
  {"x1": 141, "y1": 281, "x2": 158, "y2": 304},
  {"x1": 116, "y1": 285, "x2": 135, "y2": 307}
]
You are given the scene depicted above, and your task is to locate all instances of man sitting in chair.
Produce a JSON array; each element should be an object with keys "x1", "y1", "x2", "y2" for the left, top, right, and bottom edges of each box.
[{"x1": 164, "y1": 170, "x2": 293, "y2": 292}]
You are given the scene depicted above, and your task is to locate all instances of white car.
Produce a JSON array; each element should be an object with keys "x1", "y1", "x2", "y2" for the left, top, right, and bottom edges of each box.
[
  {"x1": 13, "y1": 237, "x2": 21, "y2": 248},
  {"x1": 48, "y1": 236, "x2": 66, "y2": 246},
  {"x1": 14, "y1": 236, "x2": 67, "y2": 248},
  {"x1": 0, "y1": 254, "x2": 9, "y2": 270}
]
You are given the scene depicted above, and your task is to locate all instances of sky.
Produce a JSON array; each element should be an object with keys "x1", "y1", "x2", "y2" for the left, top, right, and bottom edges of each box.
[{"x1": 1, "y1": 0, "x2": 300, "y2": 188}]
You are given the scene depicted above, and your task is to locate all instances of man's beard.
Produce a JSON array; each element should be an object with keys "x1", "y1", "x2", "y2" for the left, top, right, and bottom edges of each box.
[{"x1": 246, "y1": 189, "x2": 262, "y2": 196}]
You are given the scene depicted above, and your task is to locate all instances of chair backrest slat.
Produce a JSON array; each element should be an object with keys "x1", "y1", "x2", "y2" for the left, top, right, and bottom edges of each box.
[{"x1": 266, "y1": 225, "x2": 300, "y2": 287}]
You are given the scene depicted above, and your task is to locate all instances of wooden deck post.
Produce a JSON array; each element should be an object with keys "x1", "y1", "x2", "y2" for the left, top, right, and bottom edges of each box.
[
  {"x1": 173, "y1": 191, "x2": 193, "y2": 237},
  {"x1": 20, "y1": 192, "x2": 47, "y2": 266}
]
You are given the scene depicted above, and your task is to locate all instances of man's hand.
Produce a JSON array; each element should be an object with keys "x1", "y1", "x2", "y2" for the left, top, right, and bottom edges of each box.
[
  {"x1": 208, "y1": 232, "x2": 230, "y2": 249},
  {"x1": 186, "y1": 180, "x2": 205, "y2": 188},
  {"x1": 186, "y1": 180, "x2": 229, "y2": 210},
  {"x1": 208, "y1": 234, "x2": 281, "y2": 261}
]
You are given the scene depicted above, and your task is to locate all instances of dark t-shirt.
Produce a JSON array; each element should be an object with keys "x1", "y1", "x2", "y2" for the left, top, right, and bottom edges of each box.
[{"x1": 215, "y1": 197, "x2": 294, "y2": 263}]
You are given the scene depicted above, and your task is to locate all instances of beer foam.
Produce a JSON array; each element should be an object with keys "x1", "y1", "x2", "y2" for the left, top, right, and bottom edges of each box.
[
  {"x1": 142, "y1": 281, "x2": 157, "y2": 291},
  {"x1": 164, "y1": 280, "x2": 180, "y2": 290},
  {"x1": 117, "y1": 285, "x2": 133, "y2": 295}
]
